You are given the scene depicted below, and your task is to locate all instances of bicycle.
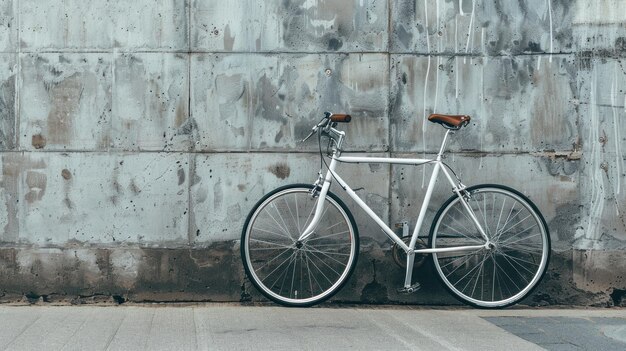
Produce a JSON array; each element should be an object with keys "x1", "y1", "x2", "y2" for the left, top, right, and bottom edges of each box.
[{"x1": 241, "y1": 112, "x2": 550, "y2": 308}]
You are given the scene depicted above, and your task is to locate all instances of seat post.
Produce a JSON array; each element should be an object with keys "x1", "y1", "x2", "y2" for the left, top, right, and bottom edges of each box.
[{"x1": 437, "y1": 129, "x2": 452, "y2": 158}]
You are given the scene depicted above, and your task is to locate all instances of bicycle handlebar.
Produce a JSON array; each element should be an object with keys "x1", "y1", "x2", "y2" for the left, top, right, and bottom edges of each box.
[
  {"x1": 330, "y1": 114, "x2": 351, "y2": 123},
  {"x1": 301, "y1": 112, "x2": 352, "y2": 143}
]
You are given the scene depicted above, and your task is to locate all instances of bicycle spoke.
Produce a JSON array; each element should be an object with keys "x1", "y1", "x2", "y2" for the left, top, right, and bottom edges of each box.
[
  {"x1": 473, "y1": 195, "x2": 491, "y2": 237},
  {"x1": 497, "y1": 213, "x2": 532, "y2": 238},
  {"x1": 261, "y1": 250, "x2": 297, "y2": 283},
  {"x1": 492, "y1": 257, "x2": 522, "y2": 291},
  {"x1": 265, "y1": 206, "x2": 293, "y2": 240},
  {"x1": 254, "y1": 246, "x2": 293, "y2": 272},
  {"x1": 285, "y1": 196, "x2": 299, "y2": 235},
  {"x1": 275, "y1": 253, "x2": 297, "y2": 296},
  {"x1": 470, "y1": 254, "x2": 487, "y2": 298},
  {"x1": 251, "y1": 226, "x2": 293, "y2": 240},
  {"x1": 306, "y1": 249, "x2": 342, "y2": 277},
  {"x1": 306, "y1": 230, "x2": 350, "y2": 242},
  {"x1": 454, "y1": 253, "x2": 490, "y2": 290},
  {"x1": 249, "y1": 238, "x2": 292, "y2": 249},
  {"x1": 322, "y1": 221, "x2": 346, "y2": 232},
  {"x1": 305, "y1": 250, "x2": 334, "y2": 285},
  {"x1": 495, "y1": 197, "x2": 506, "y2": 236},
  {"x1": 272, "y1": 202, "x2": 295, "y2": 240},
  {"x1": 498, "y1": 252, "x2": 537, "y2": 276},
  {"x1": 289, "y1": 251, "x2": 298, "y2": 298},
  {"x1": 304, "y1": 250, "x2": 324, "y2": 295},
  {"x1": 295, "y1": 193, "x2": 300, "y2": 232},
  {"x1": 440, "y1": 221, "x2": 477, "y2": 242},
  {"x1": 303, "y1": 245, "x2": 350, "y2": 264},
  {"x1": 449, "y1": 206, "x2": 476, "y2": 234},
  {"x1": 500, "y1": 232, "x2": 540, "y2": 248}
]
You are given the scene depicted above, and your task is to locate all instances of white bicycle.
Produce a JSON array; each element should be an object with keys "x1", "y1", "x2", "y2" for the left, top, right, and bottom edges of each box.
[{"x1": 241, "y1": 112, "x2": 550, "y2": 308}]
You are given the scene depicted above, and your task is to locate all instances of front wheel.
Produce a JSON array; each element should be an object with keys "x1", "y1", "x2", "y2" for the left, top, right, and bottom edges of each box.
[
  {"x1": 429, "y1": 184, "x2": 550, "y2": 308},
  {"x1": 241, "y1": 184, "x2": 359, "y2": 307}
]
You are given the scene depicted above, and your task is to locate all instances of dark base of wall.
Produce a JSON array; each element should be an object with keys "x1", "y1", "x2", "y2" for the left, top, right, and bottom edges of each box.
[{"x1": 0, "y1": 243, "x2": 623, "y2": 307}]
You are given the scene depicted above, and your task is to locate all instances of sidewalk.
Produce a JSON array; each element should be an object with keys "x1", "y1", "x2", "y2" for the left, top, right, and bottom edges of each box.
[{"x1": 0, "y1": 304, "x2": 623, "y2": 350}]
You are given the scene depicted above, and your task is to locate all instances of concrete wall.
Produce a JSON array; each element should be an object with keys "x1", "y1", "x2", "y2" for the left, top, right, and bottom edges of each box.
[{"x1": 0, "y1": 0, "x2": 624, "y2": 306}]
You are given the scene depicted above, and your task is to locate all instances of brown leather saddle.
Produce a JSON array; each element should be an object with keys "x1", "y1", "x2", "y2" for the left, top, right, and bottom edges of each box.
[{"x1": 428, "y1": 114, "x2": 471, "y2": 129}]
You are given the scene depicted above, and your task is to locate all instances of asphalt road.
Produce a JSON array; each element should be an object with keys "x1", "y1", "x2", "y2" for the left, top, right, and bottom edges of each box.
[{"x1": 0, "y1": 304, "x2": 623, "y2": 350}]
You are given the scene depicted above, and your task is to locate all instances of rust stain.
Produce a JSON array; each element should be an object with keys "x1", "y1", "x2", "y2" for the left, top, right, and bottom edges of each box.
[
  {"x1": 61, "y1": 169, "x2": 72, "y2": 180},
  {"x1": 268, "y1": 163, "x2": 291, "y2": 179},
  {"x1": 31, "y1": 134, "x2": 46, "y2": 149}
]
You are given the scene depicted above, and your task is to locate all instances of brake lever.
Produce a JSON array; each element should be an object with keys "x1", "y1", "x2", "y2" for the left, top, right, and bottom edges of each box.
[
  {"x1": 301, "y1": 118, "x2": 330, "y2": 143},
  {"x1": 301, "y1": 128, "x2": 317, "y2": 143}
]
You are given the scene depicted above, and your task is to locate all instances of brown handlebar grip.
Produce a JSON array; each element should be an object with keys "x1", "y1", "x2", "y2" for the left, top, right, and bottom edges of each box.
[{"x1": 330, "y1": 114, "x2": 352, "y2": 123}]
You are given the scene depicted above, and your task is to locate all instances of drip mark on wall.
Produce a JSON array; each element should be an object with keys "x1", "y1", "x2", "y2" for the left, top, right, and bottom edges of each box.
[
  {"x1": 547, "y1": 0, "x2": 553, "y2": 62},
  {"x1": 422, "y1": 56, "x2": 432, "y2": 189},
  {"x1": 585, "y1": 67, "x2": 605, "y2": 246},
  {"x1": 610, "y1": 63, "x2": 622, "y2": 197},
  {"x1": 464, "y1": 0, "x2": 476, "y2": 62},
  {"x1": 424, "y1": 0, "x2": 430, "y2": 53}
]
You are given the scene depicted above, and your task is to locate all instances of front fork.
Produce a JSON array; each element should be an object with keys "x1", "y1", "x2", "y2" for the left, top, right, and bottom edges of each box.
[{"x1": 298, "y1": 158, "x2": 337, "y2": 242}]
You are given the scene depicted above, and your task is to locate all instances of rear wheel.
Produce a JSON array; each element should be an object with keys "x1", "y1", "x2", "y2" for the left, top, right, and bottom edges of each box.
[
  {"x1": 429, "y1": 184, "x2": 550, "y2": 308},
  {"x1": 241, "y1": 184, "x2": 359, "y2": 307}
]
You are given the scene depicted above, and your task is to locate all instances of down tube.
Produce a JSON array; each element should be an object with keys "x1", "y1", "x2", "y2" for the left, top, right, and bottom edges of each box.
[{"x1": 331, "y1": 172, "x2": 409, "y2": 251}]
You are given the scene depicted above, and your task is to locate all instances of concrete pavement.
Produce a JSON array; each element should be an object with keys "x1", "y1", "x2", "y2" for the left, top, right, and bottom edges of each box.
[{"x1": 0, "y1": 304, "x2": 623, "y2": 350}]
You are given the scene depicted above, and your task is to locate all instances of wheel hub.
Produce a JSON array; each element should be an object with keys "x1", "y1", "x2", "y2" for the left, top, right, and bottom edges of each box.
[{"x1": 295, "y1": 241, "x2": 303, "y2": 249}]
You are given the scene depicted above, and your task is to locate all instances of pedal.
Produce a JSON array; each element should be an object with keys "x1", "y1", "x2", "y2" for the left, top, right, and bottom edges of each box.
[{"x1": 396, "y1": 282, "x2": 421, "y2": 295}]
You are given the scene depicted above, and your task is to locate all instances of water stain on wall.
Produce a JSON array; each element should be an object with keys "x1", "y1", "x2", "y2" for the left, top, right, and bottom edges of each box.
[
  {"x1": 31, "y1": 134, "x2": 46, "y2": 149},
  {"x1": 268, "y1": 163, "x2": 291, "y2": 179},
  {"x1": 0, "y1": 75, "x2": 16, "y2": 150},
  {"x1": 1, "y1": 155, "x2": 46, "y2": 241},
  {"x1": 45, "y1": 72, "x2": 84, "y2": 146},
  {"x1": 24, "y1": 172, "x2": 47, "y2": 204}
]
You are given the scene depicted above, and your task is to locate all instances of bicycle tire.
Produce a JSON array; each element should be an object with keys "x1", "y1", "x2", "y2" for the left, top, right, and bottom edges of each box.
[
  {"x1": 241, "y1": 184, "x2": 359, "y2": 307},
  {"x1": 428, "y1": 184, "x2": 550, "y2": 308}
]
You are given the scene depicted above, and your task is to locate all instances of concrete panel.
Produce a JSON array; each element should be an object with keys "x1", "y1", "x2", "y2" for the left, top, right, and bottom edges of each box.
[
  {"x1": 390, "y1": 153, "x2": 580, "y2": 251},
  {"x1": 391, "y1": 54, "x2": 578, "y2": 153},
  {"x1": 19, "y1": 0, "x2": 188, "y2": 51},
  {"x1": 19, "y1": 53, "x2": 112, "y2": 151},
  {"x1": 0, "y1": 54, "x2": 16, "y2": 150},
  {"x1": 191, "y1": 53, "x2": 388, "y2": 151},
  {"x1": 12, "y1": 152, "x2": 189, "y2": 246},
  {"x1": 0, "y1": 0, "x2": 17, "y2": 52},
  {"x1": 391, "y1": 0, "x2": 574, "y2": 55},
  {"x1": 576, "y1": 57, "x2": 626, "y2": 250},
  {"x1": 112, "y1": 53, "x2": 191, "y2": 151},
  {"x1": 107, "y1": 0, "x2": 188, "y2": 51},
  {"x1": 191, "y1": 0, "x2": 387, "y2": 52},
  {"x1": 572, "y1": 0, "x2": 626, "y2": 53},
  {"x1": 189, "y1": 153, "x2": 390, "y2": 243}
]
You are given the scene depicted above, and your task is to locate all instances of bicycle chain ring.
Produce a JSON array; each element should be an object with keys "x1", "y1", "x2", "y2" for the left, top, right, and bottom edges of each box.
[{"x1": 392, "y1": 237, "x2": 428, "y2": 269}]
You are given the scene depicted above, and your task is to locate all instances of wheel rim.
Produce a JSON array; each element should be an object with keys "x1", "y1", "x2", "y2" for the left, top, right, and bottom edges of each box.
[
  {"x1": 431, "y1": 188, "x2": 549, "y2": 307},
  {"x1": 244, "y1": 188, "x2": 357, "y2": 305}
]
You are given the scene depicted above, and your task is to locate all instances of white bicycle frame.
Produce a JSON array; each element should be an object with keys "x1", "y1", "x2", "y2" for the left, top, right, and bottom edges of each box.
[{"x1": 298, "y1": 126, "x2": 491, "y2": 289}]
